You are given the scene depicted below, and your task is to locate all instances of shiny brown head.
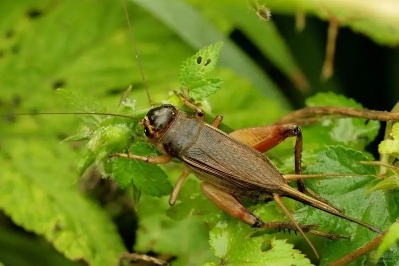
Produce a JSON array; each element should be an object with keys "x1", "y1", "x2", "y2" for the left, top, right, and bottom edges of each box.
[{"x1": 142, "y1": 104, "x2": 178, "y2": 141}]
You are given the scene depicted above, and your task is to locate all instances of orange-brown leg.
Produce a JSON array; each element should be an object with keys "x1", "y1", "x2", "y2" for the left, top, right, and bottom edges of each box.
[
  {"x1": 174, "y1": 90, "x2": 224, "y2": 127},
  {"x1": 109, "y1": 153, "x2": 172, "y2": 164},
  {"x1": 229, "y1": 124, "x2": 306, "y2": 189},
  {"x1": 211, "y1": 115, "x2": 223, "y2": 128},
  {"x1": 273, "y1": 193, "x2": 319, "y2": 258},
  {"x1": 229, "y1": 124, "x2": 335, "y2": 206},
  {"x1": 169, "y1": 169, "x2": 191, "y2": 205},
  {"x1": 200, "y1": 182, "x2": 344, "y2": 240},
  {"x1": 174, "y1": 91, "x2": 205, "y2": 120},
  {"x1": 229, "y1": 124, "x2": 301, "y2": 154}
]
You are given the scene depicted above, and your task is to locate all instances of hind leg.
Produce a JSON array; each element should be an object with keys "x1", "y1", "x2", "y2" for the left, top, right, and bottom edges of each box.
[
  {"x1": 200, "y1": 182, "x2": 346, "y2": 240},
  {"x1": 229, "y1": 124, "x2": 339, "y2": 208}
]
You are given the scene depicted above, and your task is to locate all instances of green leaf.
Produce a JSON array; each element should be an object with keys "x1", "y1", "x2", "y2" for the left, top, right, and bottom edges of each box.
[
  {"x1": 305, "y1": 92, "x2": 363, "y2": 107},
  {"x1": 304, "y1": 92, "x2": 380, "y2": 150},
  {"x1": 379, "y1": 139, "x2": 399, "y2": 157},
  {"x1": 179, "y1": 42, "x2": 224, "y2": 100},
  {"x1": 55, "y1": 89, "x2": 104, "y2": 115},
  {"x1": 135, "y1": 195, "x2": 215, "y2": 266},
  {"x1": 77, "y1": 119, "x2": 136, "y2": 175},
  {"x1": 369, "y1": 176, "x2": 399, "y2": 192},
  {"x1": 207, "y1": 220, "x2": 312, "y2": 265},
  {"x1": 187, "y1": 77, "x2": 224, "y2": 101},
  {"x1": 374, "y1": 222, "x2": 399, "y2": 263},
  {"x1": 302, "y1": 145, "x2": 396, "y2": 265},
  {"x1": 77, "y1": 150, "x2": 96, "y2": 177},
  {"x1": 112, "y1": 142, "x2": 173, "y2": 196},
  {"x1": 379, "y1": 123, "x2": 399, "y2": 156},
  {"x1": 0, "y1": 225, "x2": 78, "y2": 266},
  {"x1": 0, "y1": 140, "x2": 125, "y2": 265},
  {"x1": 180, "y1": 42, "x2": 223, "y2": 79},
  {"x1": 305, "y1": 145, "x2": 376, "y2": 176},
  {"x1": 388, "y1": 122, "x2": 399, "y2": 139}
]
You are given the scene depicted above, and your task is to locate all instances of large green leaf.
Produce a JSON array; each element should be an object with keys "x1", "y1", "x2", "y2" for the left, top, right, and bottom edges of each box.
[
  {"x1": 301, "y1": 146, "x2": 397, "y2": 265},
  {"x1": 0, "y1": 139, "x2": 125, "y2": 265},
  {"x1": 374, "y1": 222, "x2": 399, "y2": 264},
  {"x1": 206, "y1": 220, "x2": 312, "y2": 266},
  {"x1": 304, "y1": 92, "x2": 380, "y2": 149},
  {"x1": 0, "y1": 225, "x2": 78, "y2": 266},
  {"x1": 135, "y1": 194, "x2": 216, "y2": 266}
]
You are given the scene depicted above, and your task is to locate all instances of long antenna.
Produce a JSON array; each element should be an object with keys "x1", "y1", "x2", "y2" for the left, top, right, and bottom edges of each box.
[
  {"x1": 122, "y1": 0, "x2": 153, "y2": 107},
  {"x1": 14, "y1": 112, "x2": 139, "y2": 121}
]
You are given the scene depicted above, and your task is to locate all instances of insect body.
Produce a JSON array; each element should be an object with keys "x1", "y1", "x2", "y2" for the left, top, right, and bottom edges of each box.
[{"x1": 111, "y1": 97, "x2": 382, "y2": 258}]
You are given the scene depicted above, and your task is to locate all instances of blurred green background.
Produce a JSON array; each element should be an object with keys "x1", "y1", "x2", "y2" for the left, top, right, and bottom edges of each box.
[{"x1": 1, "y1": 0, "x2": 399, "y2": 265}]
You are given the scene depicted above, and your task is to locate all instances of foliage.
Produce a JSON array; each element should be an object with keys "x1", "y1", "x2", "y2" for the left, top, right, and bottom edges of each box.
[
  {"x1": 374, "y1": 222, "x2": 399, "y2": 263},
  {"x1": 179, "y1": 42, "x2": 224, "y2": 100},
  {"x1": 379, "y1": 123, "x2": 399, "y2": 157},
  {"x1": 1, "y1": 0, "x2": 399, "y2": 266}
]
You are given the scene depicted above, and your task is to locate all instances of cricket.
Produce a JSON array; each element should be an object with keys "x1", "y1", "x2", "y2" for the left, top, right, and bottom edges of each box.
[
  {"x1": 2, "y1": 0, "x2": 399, "y2": 265},
  {"x1": 110, "y1": 92, "x2": 383, "y2": 259}
]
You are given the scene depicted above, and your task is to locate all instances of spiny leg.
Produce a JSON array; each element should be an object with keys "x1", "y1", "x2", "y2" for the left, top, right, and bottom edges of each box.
[
  {"x1": 229, "y1": 124, "x2": 336, "y2": 206},
  {"x1": 169, "y1": 169, "x2": 191, "y2": 205},
  {"x1": 211, "y1": 115, "x2": 223, "y2": 128},
  {"x1": 119, "y1": 253, "x2": 170, "y2": 266},
  {"x1": 273, "y1": 193, "x2": 318, "y2": 258},
  {"x1": 175, "y1": 90, "x2": 224, "y2": 129},
  {"x1": 174, "y1": 91, "x2": 205, "y2": 120},
  {"x1": 109, "y1": 153, "x2": 172, "y2": 164},
  {"x1": 229, "y1": 125, "x2": 305, "y2": 192},
  {"x1": 284, "y1": 173, "x2": 367, "y2": 181},
  {"x1": 200, "y1": 182, "x2": 342, "y2": 241},
  {"x1": 279, "y1": 125, "x2": 344, "y2": 208}
]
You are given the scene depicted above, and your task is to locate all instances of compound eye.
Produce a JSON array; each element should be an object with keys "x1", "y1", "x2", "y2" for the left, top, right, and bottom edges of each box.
[{"x1": 144, "y1": 126, "x2": 151, "y2": 137}]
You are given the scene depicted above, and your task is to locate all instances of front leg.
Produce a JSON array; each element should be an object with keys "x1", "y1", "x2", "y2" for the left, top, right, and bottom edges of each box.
[
  {"x1": 110, "y1": 152, "x2": 192, "y2": 205},
  {"x1": 169, "y1": 169, "x2": 191, "y2": 205},
  {"x1": 109, "y1": 153, "x2": 172, "y2": 164},
  {"x1": 174, "y1": 91, "x2": 205, "y2": 120},
  {"x1": 174, "y1": 90, "x2": 224, "y2": 128}
]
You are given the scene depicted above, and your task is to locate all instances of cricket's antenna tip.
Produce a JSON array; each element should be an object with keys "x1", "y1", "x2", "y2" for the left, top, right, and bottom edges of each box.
[{"x1": 122, "y1": 0, "x2": 153, "y2": 107}]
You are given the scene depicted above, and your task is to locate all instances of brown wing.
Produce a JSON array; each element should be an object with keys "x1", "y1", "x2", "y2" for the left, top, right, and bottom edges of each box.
[{"x1": 180, "y1": 124, "x2": 287, "y2": 193}]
